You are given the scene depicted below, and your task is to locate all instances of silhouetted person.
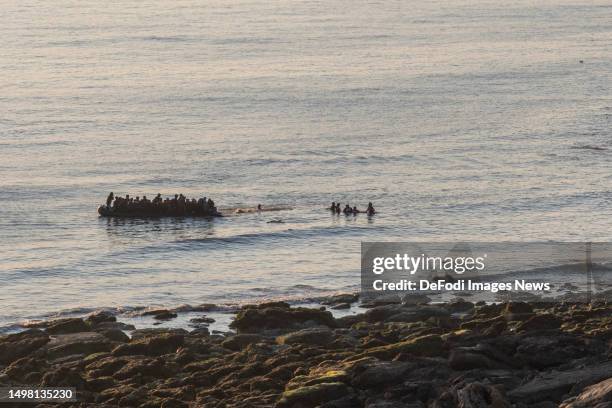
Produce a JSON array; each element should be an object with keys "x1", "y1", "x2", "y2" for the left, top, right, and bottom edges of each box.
[
  {"x1": 106, "y1": 192, "x2": 114, "y2": 207},
  {"x1": 330, "y1": 202, "x2": 336, "y2": 211},
  {"x1": 335, "y1": 203, "x2": 341, "y2": 214},
  {"x1": 352, "y1": 206, "x2": 359, "y2": 214},
  {"x1": 366, "y1": 202, "x2": 375, "y2": 216},
  {"x1": 343, "y1": 204, "x2": 352, "y2": 215},
  {"x1": 257, "y1": 204, "x2": 262, "y2": 211}
]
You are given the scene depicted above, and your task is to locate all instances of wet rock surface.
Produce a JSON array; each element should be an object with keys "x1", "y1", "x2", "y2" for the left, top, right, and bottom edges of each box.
[{"x1": 0, "y1": 298, "x2": 610, "y2": 407}]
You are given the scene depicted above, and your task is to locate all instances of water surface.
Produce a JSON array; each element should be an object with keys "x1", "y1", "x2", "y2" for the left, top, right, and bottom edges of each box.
[{"x1": 1, "y1": 0, "x2": 611, "y2": 330}]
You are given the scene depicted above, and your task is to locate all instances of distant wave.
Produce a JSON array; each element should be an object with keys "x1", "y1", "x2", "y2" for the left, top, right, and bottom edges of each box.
[
  {"x1": 141, "y1": 35, "x2": 193, "y2": 42},
  {"x1": 571, "y1": 144, "x2": 608, "y2": 151},
  {"x1": 168, "y1": 224, "x2": 381, "y2": 249}
]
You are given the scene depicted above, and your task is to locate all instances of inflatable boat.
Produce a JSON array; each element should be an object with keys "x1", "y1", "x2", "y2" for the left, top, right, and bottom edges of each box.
[{"x1": 98, "y1": 205, "x2": 223, "y2": 218}]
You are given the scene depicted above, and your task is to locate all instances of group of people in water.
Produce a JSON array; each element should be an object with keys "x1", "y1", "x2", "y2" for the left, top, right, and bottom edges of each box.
[
  {"x1": 102, "y1": 192, "x2": 219, "y2": 216},
  {"x1": 330, "y1": 201, "x2": 376, "y2": 216},
  {"x1": 101, "y1": 192, "x2": 374, "y2": 218}
]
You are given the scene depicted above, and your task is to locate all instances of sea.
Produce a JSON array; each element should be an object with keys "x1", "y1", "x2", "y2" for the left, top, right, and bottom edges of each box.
[{"x1": 1, "y1": 0, "x2": 611, "y2": 333}]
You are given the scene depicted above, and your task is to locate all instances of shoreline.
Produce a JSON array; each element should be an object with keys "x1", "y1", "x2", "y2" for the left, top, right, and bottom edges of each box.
[{"x1": 0, "y1": 294, "x2": 610, "y2": 407}]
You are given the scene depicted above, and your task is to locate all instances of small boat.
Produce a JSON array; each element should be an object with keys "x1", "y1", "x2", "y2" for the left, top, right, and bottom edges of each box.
[{"x1": 98, "y1": 205, "x2": 222, "y2": 218}]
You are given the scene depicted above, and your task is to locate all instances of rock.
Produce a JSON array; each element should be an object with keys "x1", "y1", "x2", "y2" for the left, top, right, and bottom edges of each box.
[
  {"x1": 446, "y1": 299, "x2": 474, "y2": 313},
  {"x1": 321, "y1": 293, "x2": 359, "y2": 306},
  {"x1": 336, "y1": 314, "x2": 366, "y2": 328},
  {"x1": 189, "y1": 327, "x2": 210, "y2": 337},
  {"x1": 508, "y1": 361, "x2": 612, "y2": 404},
  {"x1": 360, "y1": 295, "x2": 403, "y2": 308},
  {"x1": 99, "y1": 329, "x2": 130, "y2": 343},
  {"x1": 287, "y1": 370, "x2": 350, "y2": 390},
  {"x1": 460, "y1": 315, "x2": 506, "y2": 331},
  {"x1": 221, "y1": 334, "x2": 264, "y2": 351},
  {"x1": 243, "y1": 301, "x2": 291, "y2": 309},
  {"x1": 117, "y1": 387, "x2": 149, "y2": 406},
  {"x1": 130, "y1": 328, "x2": 188, "y2": 340},
  {"x1": 113, "y1": 357, "x2": 174, "y2": 380},
  {"x1": 0, "y1": 299, "x2": 606, "y2": 408},
  {"x1": 276, "y1": 328, "x2": 334, "y2": 347},
  {"x1": 230, "y1": 306, "x2": 336, "y2": 333},
  {"x1": 516, "y1": 314, "x2": 562, "y2": 332},
  {"x1": 86, "y1": 311, "x2": 117, "y2": 326},
  {"x1": 86, "y1": 355, "x2": 129, "y2": 377},
  {"x1": 331, "y1": 303, "x2": 351, "y2": 310},
  {"x1": 351, "y1": 360, "x2": 413, "y2": 388},
  {"x1": 98, "y1": 384, "x2": 137, "y2": 404},
  {"x1": 45, "y1": 318, "x2": 90, "y2": 334},
  {"x1": 449, "y1": 350, "x2": 500, "y2": 370},
  {"x1": 482, "y1": 320, "x2": 507, "y2": 337},
  {"x1": 503, "y1": 301, "x2": 534, "y2": 321},
  {"x1": 513, "y1": 334, "x2": 587, "y2": 369},
  {"x1": 364, "y1": 334, "x2": 445, "y2": 359},
  {"x1": 0, "y1": 329, "x2": 50, "y2": 364},
  {"x1": 160, "y1": 397, "x2": 189, "y2": 408},
  {"x1": 94, "y1": 321, "x2": 136, "y2": 331},
  {"x1": 189, "y1": 316, "x2": 215, "y2": 324},
  {"x1": 44, "y1": 332, "x2": 114, "y2": 359},
  {"x1": 190, "y1": 303, "x2": 217, "y2": 312},
  {"x1": 142, "y1": 309, "x2": 178, "y2": 320},
  {"x1": 365, "y1": 304, "x2": 446, "y2": 322},
  {"x1": 473, "y1": 303, "x2": 505, "y2": 318},
  {"x1": 276, "y1": 382, "x2": 352, "y2": 408},
  {"x1": 367, "y1": 402, "x2": 424, "y2": 408},
  {"x1": 41, "y1": 366, "x2": 87, "y2": 389},
  {"x1": 559, "y1": 377, "x2": 612, "y2": 408},
  {"x1": 457, "y1": 382, "x2": 511, "y2": 407},
  {"x1": 4, "y1": 356, "x2": 48, "y2": 383},
  {"x1": 87, "y1": 376, "x2": 116, "y2": 392},
  {"x1": 112, "y1": 333, "x2": 184, "y2": 356}
]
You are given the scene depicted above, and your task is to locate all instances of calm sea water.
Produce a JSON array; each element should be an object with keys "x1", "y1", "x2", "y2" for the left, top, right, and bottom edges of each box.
[{"x1": 1, "y1": 0, "x2": 611, "y2": 331}]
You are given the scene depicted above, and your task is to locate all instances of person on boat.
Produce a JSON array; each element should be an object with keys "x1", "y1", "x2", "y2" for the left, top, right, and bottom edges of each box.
[
  {"x1": 330, "y1": 202, "x2": 336, "y2": 211},
  {"x1": 177, "y1": 194, "x2": 186, "y2": 215},
  {"x1": 366, "y1": 202, "x2": 376, "y2": 216},
  {"x1": 352, "y1": 206, "x2": 359, "y2": 214},
  {"x1": 343, "y1": 204, "x2": 352, "y2": 215},
  {"x1": 106, "y1": 192, "x2": 114, "y2": 207}
]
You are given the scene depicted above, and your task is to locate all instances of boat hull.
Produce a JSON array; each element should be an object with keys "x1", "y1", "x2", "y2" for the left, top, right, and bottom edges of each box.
[{"x1": 97, "y1": 205, "x2": 222, "y2": 218}]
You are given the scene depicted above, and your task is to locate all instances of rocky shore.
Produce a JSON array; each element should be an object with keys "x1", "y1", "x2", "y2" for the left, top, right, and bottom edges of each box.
[{"x1": 0, "y1": 295, "x2": 610, "y2": 407}]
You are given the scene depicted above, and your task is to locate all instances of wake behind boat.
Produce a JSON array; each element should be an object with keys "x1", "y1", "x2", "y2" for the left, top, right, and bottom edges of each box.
[
  {"x1": 98, "y1": 192, "x2": 222, "y2": 218},
  {"x1": 231, "y1": 204, "x2": 293, "y2": 214}
]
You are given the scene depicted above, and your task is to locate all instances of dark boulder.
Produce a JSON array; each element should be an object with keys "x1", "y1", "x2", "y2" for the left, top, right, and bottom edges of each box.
[
  {"x1": 86, "y1": 311, "x2": 117, "y2": 326},
  {"x1": 276, "y1": 382, "x2": 353, "y2": 408},
  {"x1": 0, "y1": 329, "x2": 50, "y2": 365},
  {"x1": 516, "y1": 314, "x2": 562, "y2": 332},
  {"x1": 230, "y1": 306, "x2": 336, "y2": 333},
  {"x1": 276, "y1": 328, "x2": 334, "y2": 347},
  {"x1": 221, "y1": 334, "x2": 265, "y2": 351},
  {"x1": 112, "y1": 333, "x2": 184, "y2": 357},
  {"x1": 45, "y1": 318, "x2": 90, "y2": 335},
  {"x1": 559, "y1": 377, "x2": 612, "y2": 408}
]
